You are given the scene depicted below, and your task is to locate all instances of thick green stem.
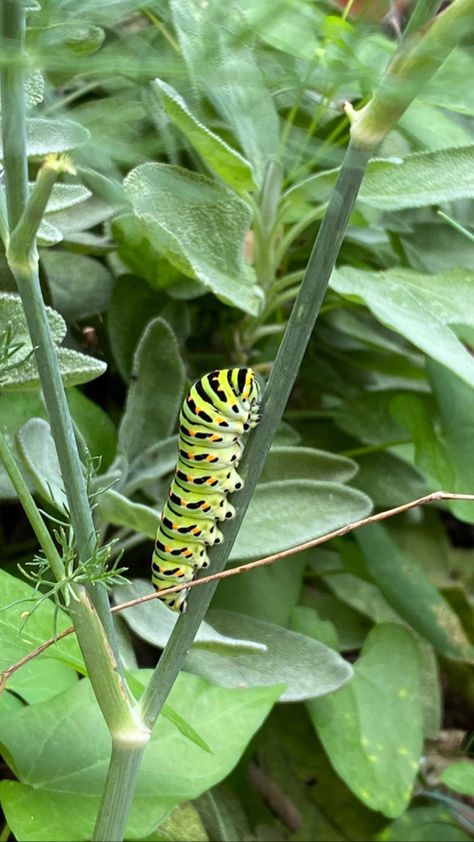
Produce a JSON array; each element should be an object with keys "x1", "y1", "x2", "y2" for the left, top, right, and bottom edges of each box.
[
  {"x1": 0, "y1": 0, "x2": 121, "y2": 667},
  {"x1": 93, "y1": 738, "x2": 148, "y2": 842},
  {"x1": 349, "y1": 0, "x2": 474, "y2": 148},
  {"x1": 0, "y1": 0, "x2": 27, "y2": 229}
]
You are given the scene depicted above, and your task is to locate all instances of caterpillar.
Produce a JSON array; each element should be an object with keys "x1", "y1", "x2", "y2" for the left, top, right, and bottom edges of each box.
[{"x1": 152, "y1": 368, "x2": 262, "y2": 612}]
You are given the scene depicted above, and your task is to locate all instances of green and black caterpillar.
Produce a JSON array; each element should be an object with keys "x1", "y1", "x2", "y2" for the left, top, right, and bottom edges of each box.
[{"x1": 152, "y1": 368, "x2": 262, "y2": 612}]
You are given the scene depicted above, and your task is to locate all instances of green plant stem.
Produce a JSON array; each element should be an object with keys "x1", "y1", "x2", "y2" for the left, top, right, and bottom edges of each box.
[
  {"x1": 0, "y1": 427, "x2": 65, "y2": 581},
  {"x1": 0, "y1": 0, "x2": 27, "y2": 230},
  {"x1": 349, "y1": 0, "x2": 474, "y2": 149},
  {"x1": 139, "y1": 140, "x2": 371, "y2": 728},
  {"x1": 93, "y1": 738, "x2": 148, "y2": 842},
  {"x1": 0, "y1": 0, "x2": 121, "y2": 666}
]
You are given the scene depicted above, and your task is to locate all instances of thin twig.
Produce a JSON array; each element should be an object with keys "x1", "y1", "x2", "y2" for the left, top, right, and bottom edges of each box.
[{"x1": 2, "y1": 489, "x2": 472, "y2": 693}]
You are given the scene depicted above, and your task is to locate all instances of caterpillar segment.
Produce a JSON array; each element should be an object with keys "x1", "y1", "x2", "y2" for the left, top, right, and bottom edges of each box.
[
  {"x1": 175, "y1": 465, "x2": 243, "y2": 494},
  {"x1": 154, "y1": 536, "x2": 209, "y2": 569},
  {"x1": 152, "y1": 368, "x2": 262, "y2": 612},
  {"x1": 178, "y1": 440, "x2": 243, "y2": 469},
  {"x1": 169, "y1": 478, "x2": 236, "y2": 521},
  {"x1": 160, "y1": 502, "x2": 224, "y2": 545},
  {"x1": 151, "y1": 556, "x2": 194, "y2": 612}
]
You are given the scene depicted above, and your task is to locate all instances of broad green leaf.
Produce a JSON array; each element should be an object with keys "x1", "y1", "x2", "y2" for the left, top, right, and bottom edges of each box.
[
  {"x1": 401, "y1": 222, "x2": 474, "y2": 274},
  {"x1": 260, "y1": 446, "x2": 358, "y2": 484},
  {"x1": 231, "y1": 480, "x2": 373, "y2": 561},
  {"x1": 441, "y1": 761, "x2": 474, "y2": 797},
  {"x1": 40, "y1": 250, "x2": 113, "y2": 320},
  {"x1": 356, "y1": 524, "x2": 473, "y2": 661},
  {"x1": 98, "y1": 489, "x2": 160, "y2": 536},
  {"x1": 118, "y1": 317, "x2": 185, "y2": 463},
  {"x1": 0, "y1": 672, "x2": 282, "y2": 841},
  {"x1": 0, "y1": 118, "x2": 90, "y2": 159},
  {"x1": 392, "y1": 377, "x2": 474, "y2": 522},
  {"x1": 186, "y1": 609, "x2": 352, "y2": 702},
  {"x1": 150, "y1": 80, "x2": 256, "y2": 193},
  {"x1": 124, "y1": 436, "x2": 179, "y2": 496},
  {"x1": 427, "y1": 361, "x2": 474, "y2": 523},
  {"x1": 7, "y1": 659, "x2": 78, "y2": 704},
  {"x1": 331, "y1": 267, "x2": 474, "y2": 389},
  {"x1": 334, "y1": 391, "x2": 411, "y2": 447},
  {"x1": 16, "y1": 417, "x2": 68, "y2": 511},
  {"x1": 308, "y1": 624, "x2": 423, "y2": 818},
  {"x1": 107, "y1": 275, "x2": 190, "y2": 383},
  {"x1": 213, "y1": 552, "x2": 307, "y2": 627},
  {"x1": 116, "y1": 579, "x2": 267, "y2": 653},
  {"x1": 123, "y1": 163, "x2": 260, "y2": 315},
  {"x1": 398, "y1": 101, "x2": 473, "y2": 151},
  {"x1": 66, "y1": 388, "x2": 117, "y2": 471},
  {"x1": 0, "y1": 569, "x2": 84, "y2": 674},
  {"x1": 148, "y1": 802, "x2": 208, "y2": 841},
  {"x1": 290, "y1": 604, "x2": 340, "y2": 652},
  {"x1": 421, "y1": 48, "x2": 474, "y2": 116},
  {"x1": 300, "y1": 589, "x2": 371, "y2": 652},
  {"x1": 0, "y1": 691, "x2": 24, "y2": 717},
  {"x1": 254, "y1": 703, "x2": 386, "y2": 842},
  {"x1": 0, "y1": 389, "x2": 115, "y2": 498},
  {"x1": 47, "y1": 195, "x2": 114, "y2": 236},
  {"x1": 112, "y1": 213, "x2": 205, "y2": 301},
  {"x1": 37, "y1": 218, "x2": 63, "y2": 246},
  {"x1": 1, "y1": 346, "x2": 106, "y2": 390},
  {"x1": 44, "y1": 183, "x2": 91, "y2": 213},
  {"x1": 0, "y1": 292, "x2": 65, "y2": 367},
  {"x1": 359, "y1": 146, "x2": 474, "y2": 209},
  {"x1": 194, "y1": 787, "x2": 248, "y2": 842},
  {"x1": 240, "y1": 0, "x2": 322, "y2": 61},
  {"x1": 353, "y1": 452, "x2": 426, "y2": 509},
  {"x1": 377, "y1": 805, "x2": 472, "y2": 841},
  {"x1": 170, "y1": 0, "x2": 279, "y2": 185}
]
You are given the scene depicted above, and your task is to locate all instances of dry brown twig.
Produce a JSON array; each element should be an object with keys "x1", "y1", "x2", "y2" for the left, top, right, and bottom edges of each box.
[{"x1": 1, "y1": 489, "x2": 473, "y2": 693}]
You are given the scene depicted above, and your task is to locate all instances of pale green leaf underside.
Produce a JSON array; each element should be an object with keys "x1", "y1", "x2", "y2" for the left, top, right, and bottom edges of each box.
[
  {"x1": 151, "y1": 79, "x2": 256, "y2": 193},
  {"x1": 359, "y1": 145, "x2": 474, "y2": 209},
  {"x1": 124, "y1": 163, "x2": 260, "y2": 315},
  {"x1": 331, "y1": 267, "x2": 474, "y2": 389}
]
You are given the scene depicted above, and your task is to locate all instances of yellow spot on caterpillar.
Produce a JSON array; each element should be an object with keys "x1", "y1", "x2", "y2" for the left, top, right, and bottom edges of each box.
[
  {"x1": 398, "y1": 688, "x2": 408, "y2": 699},
  {"x1": 214, "y1": 416, "x2": 224, "y2": 423},
  {"x1": 368, "y1": 755, "x2": 378, "y2": 764},
  {"x1": 398, "y1": 747, "x2": 410, "y2": 757}
]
